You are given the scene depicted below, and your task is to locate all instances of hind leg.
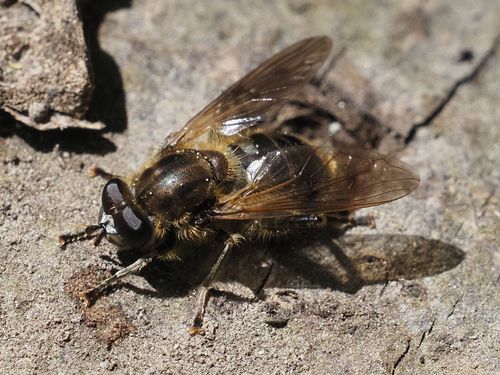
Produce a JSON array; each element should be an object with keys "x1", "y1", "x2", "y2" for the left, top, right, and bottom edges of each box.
[
  {"x1": 327, "y1": 211, "x2": 376, "y2": 231},
  {"x1": 245, "y1": 215, "x2": 327, "y2": 241}
]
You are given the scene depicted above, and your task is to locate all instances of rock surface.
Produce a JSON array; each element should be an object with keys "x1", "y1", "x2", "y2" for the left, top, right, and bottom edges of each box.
[
  {"x1": 0, "y1": 1, "x2": 498, "y2": 374},
  {"x1": 0, "y1": 0, "x2": 102, "y2": 130}
]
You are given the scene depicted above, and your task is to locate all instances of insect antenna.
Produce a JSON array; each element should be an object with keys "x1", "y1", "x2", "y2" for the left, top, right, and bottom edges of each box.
[{"x1": 59, "y1": 224, "x2": 104, "y2": 249}]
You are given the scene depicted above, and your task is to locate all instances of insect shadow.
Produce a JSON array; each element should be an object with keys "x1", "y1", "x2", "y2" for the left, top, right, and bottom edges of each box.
[
  {"x1": 263, "y1": 233, "x2": 465, "y2": 294},
  {"x1": 111, "y1": 229, "x2": 465, "y2": 302},
  {"x1": 0, "y1": 0, "x2": 130, "y2": 155}
]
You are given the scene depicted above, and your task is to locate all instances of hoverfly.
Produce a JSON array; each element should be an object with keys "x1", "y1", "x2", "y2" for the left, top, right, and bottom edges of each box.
[{"x1": 60, "y1": 36, "x2": 419, "y2": 335}]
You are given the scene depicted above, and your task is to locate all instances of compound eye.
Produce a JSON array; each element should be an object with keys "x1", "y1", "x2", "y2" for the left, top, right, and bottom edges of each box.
[
  {"x1": 113, "y1": 206, "x2": 152, "y2": 248},
  {"x1": 102, "y1": 178, "x2": 129, "y2": 214}
]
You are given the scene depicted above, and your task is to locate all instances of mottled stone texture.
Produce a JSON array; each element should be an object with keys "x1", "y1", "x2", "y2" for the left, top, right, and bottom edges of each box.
[
  {"x1": 0, "y1": 1, "x2": 498, "y2": 374},
  {"x1": 0, "y1": 0, "x2": 102, "y2": 129}
]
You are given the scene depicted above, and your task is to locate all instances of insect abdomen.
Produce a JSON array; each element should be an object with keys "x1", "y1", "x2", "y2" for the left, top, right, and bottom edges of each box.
[
  {"x1": 232, "y1": 133, "x2": 326, "y2": 189},
  {"x1": 232, "y1": 133, "x2": 304, "y2": 171}
]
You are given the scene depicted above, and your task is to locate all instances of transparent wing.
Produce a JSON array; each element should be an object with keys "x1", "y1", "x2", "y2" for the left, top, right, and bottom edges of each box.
[
  {"x1": 213, "y1": 145, "x2": 420, "y2": 220},
  {"x1": 165, "y1": 36, "x2": 332, "y2": 146}
]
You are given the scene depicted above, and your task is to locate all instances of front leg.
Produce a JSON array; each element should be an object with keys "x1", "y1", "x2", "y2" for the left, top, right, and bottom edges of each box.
[
  {"x1": 80, "y1": 257, "x2": 152, "y2": 306},
  {"x1": 88, "y1": 166, "x2": 121, "y2": 180},
  {"x1": 188, "y1": 233, "x2": 243, "y2": 336}
]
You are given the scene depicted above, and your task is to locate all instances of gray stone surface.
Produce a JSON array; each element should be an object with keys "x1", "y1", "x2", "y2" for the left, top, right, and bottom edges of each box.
[
  {"x1": 0, "y1": 1, "x2": 498, "y2": 374},
  {"x1": 0, "y1": 0, "x2": 102, "y2": 130}
]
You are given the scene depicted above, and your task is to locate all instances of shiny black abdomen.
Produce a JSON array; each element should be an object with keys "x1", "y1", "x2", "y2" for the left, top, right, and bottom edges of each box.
[
  {"x1": 231, "y1": 133, "x2": 304, "y2": 171},
  {"x1": 230, "y1": 133, "x2": 329, "y2": 205}
]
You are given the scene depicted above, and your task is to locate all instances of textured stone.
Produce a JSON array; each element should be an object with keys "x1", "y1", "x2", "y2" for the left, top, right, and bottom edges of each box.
[
  {"x1": 0, "y1": 0, "x2": 102, "y2": 130},
  {"x1": 0, "y1": 1, "x2": 498, "y2": 374}
]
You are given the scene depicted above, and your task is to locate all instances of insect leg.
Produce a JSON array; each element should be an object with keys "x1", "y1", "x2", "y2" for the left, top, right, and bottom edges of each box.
[
  {"x1": 59, "y1": 224, "x2": 103, "y2": 249},
  {"x1": 245, "y1": 215, "x2": 326, "y2": 241},
  {"x1": 88, "y1": 166, "x2": 120, "y2": 180},
  {"x1": 351, "y1": 213, "x2": 376, "y2": 229},
  {"x1": 80, "y1": 257, "x2": 152, "y2": 306},
  {"x1": 188, "y1": 233, "x2": 243, "y2": 336},
  {"x1": 327, "y1": 212, "x2": 376, "y2": 230},
  {"x1": 288, "y1": 214, "x2": 325, "y2": 225}
]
